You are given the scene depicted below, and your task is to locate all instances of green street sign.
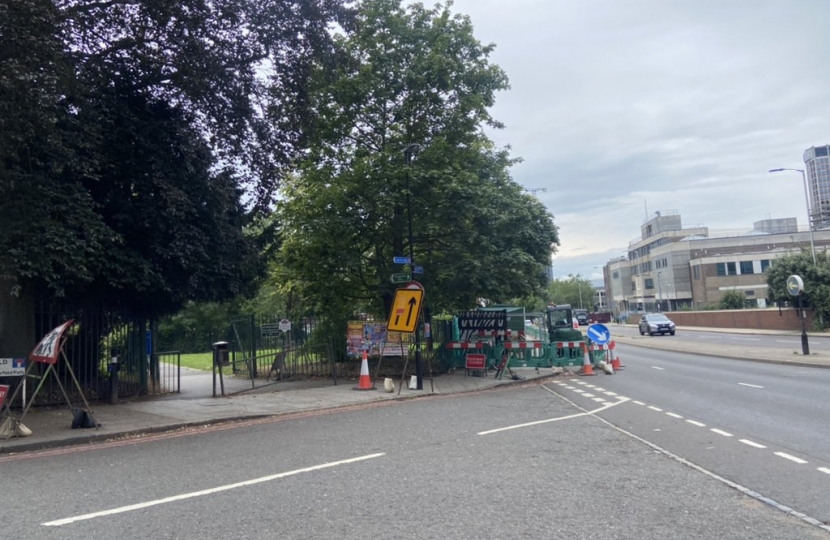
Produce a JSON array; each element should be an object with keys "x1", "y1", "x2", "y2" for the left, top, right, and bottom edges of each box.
[{"x1": 390, "y1": 273, "x2": 412, "y2": 284}]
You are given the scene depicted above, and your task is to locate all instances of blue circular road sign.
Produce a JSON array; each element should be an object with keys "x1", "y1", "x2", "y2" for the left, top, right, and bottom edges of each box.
[{"x1": 586, "y1": 323, "x2": 611, "y2": 345}]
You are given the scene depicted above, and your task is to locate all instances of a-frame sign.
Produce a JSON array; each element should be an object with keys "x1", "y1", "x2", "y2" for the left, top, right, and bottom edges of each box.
[{"x1": 0, "y1": 319, "x2": 99, "y2": 439}]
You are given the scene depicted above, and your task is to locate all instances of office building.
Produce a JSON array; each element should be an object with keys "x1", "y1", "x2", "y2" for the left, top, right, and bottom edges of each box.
[{"x1": 805, "y1": 144, "x2": 830, "y2": 230}]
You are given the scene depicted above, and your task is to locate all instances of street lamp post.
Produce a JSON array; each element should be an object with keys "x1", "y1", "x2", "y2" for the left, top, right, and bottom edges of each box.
[
  {"x1": 403, "y1": 144, "x2": 423, "y2": 390},
  {"x1": 657, "y1": 271, "x2": 663, "y2": 312},
  {"x1": 769, "y1": 168, "x2": 817, "y2": 264}
]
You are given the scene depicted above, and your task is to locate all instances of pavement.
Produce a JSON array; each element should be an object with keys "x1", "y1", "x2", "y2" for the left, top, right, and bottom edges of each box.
[{"x1": 3, "y1": 324, "x2": 830, "y2": 455}]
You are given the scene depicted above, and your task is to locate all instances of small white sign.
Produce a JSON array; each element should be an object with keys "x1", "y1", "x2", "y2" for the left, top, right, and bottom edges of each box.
[
  {"x1": 278, "y1": 319, "x2": 291, "y2": 332},
  {"x1": 0, "y1": 357, "x2": 25, "y2": 377}
]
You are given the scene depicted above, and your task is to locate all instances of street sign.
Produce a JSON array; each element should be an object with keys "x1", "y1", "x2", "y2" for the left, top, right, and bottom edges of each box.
[
  {"x1": 413, "y1": 265, "x2": 424, "y2": 274},
  {"x1": 387, "y1": 287, "x2": 425, "y2": 333},
  {"x1": 30, "y1": 320, "x2": 74, "y2": 365},
  {"x1": 0, "y1": 358, "x2": 25, "y2": 377},
  {"x1": 278, "y1": 319, "x2": 291, "y2": 332},
  {"x1": 787, "y1": 275, "x2": 804, "y2": 297},
  {"x1": 390, "y1": 273, "x2": 412, "y2": 284},
  {"x1": 261, "y1": 323, "x2": 280, "y2": 338},
  {"x1": 586, "y1": 323, "x2": 611, "y2": 345},
  {"x1": 465, "y1": 353, "x2": 486, "y2": 371},
  {"x1": 393, "y1": 256, "x2": 411, "y2": 264}
]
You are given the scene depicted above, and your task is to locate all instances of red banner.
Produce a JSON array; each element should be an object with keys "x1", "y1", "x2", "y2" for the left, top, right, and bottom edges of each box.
[
  {"x1": 30, "y1": 320, "x2": 74, "y2": 365},
  {"x1": 0, "y1": 385, "x2": 8, "y2": 408}
]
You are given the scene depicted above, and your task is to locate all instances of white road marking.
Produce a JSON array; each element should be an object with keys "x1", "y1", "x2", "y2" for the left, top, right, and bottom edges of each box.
[
  {"x1": 711, "y1": 429, "x2": 733, "y2": 437},
  {"x1": 819, "y1": 468, "x2": 830, "y2": 475},
  {"x1": 593, "y1": 398, "x2": 606, "y2": 402},
  {"x1": 616, "y1": 396, "x2": 629, "y2": 400},
  {"x1": 43, "y1": 453, "x2": 386, "y2": 527},
  {"x1": 633, "y1": 401, "x2": 646, "y2": 406},
  {"x1": 582, "y1": 393, "x2": 595, "y2": 398},
  {"x1": 731, "y1": 337, "x2": 760, "y2": 341},
  {"x1": 573, "y1": 390, "x2": 586, "y2": 394},
  {"x1": 478, "y1": 398, "x2": 630, "y2": 436},
  {"x1": 648, "y1": 406, "x2": 663, "y2": 412},
  {"x1": 651, "y1": 366, "x2": 665, "y2": 371},
  {"x1": 564, "y1": 386, "x2": 575, "y2": 390},
  {"x1": 584, "y1": 384, "x2": 596, "y2": 389},
  {"x1": 776, "y1": 340, "x2": 800, "y2": 344},
  {"x1": 594, "y1": 387, "x2": 605, "y2": 392},
  {"x1": 666, "y1": 412, "x2": 683, "y2": 419},
  {"x1": 576, "y1": 382, "x2": 588, "y2": 385},
  {"x1": 740, "y1": 439, "x2": 767, "y2": 449},
  {"x1": 686, "y1": 420, "x2": 706, "y2": 427},
  {"x1": 604, "y1": 391, "x2": 617, "y2": 396},
  {"x1": 775, "y1": 452, "x2": 807, "y2": 464},
  {"x1": 738, "y1": 383, "x2": 764, "y2": 389}
]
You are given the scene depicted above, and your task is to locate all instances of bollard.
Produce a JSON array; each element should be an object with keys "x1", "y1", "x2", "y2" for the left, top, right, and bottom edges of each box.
[{"x1": 108, "y1": 354, "x2": 120, "y2": 405}]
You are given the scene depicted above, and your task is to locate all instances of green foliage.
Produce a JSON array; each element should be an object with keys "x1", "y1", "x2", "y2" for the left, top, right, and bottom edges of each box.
[
  {"x1": 766, "y1": 250, "x2": 830, "y2": 328},
  {"x1": 547, "y1": 275, "x2": 595, "y2": 310},
  {"x1": 718, "y1": 290, "x2": 747, "y2": 310},
  {"x1": 278, "y1": 0, "x2": 559, "y2": 324}
]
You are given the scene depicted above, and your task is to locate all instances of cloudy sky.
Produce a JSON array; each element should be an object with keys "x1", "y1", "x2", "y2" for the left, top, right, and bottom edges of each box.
[{"x1": 444, "y1": 0, "x2": 830, "y2": 282}]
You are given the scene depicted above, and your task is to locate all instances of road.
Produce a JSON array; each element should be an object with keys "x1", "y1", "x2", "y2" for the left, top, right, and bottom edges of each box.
[
  {"x1": 2, "y1": 368, "x2": 829, "y2": 538},
  {"x1": 612, "y1": 324, "x2": 830, "y2": 350}
]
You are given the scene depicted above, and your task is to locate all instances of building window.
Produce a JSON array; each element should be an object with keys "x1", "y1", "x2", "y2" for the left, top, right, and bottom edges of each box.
[
  {"x1": 612, "y1": 271, "x2": 619, "y2": 279},
  {"x1": 727, "y1": 262, "x2": 737, "y2": 275},
  {"x1": 745, "y1": 290, "x2": 755, "y2": 296},
  {"x1": 739, "y1": 261, "x2": 753, "y2": 274},
  {"x1": 760, "y1": 259, "x2": 771, "y2": 272},
  {"x1": 631, "y1": 281, "x2": 636, "y2": 292},
  {"x1": 716, "y1": 263, "x2": 726, "y2": 276},
  {"x1": 645, "y1": 278, "x2": 654, "y2": 290},
  {"x1": 693, "y1": 266, "x2": 700, "y2": 280}
]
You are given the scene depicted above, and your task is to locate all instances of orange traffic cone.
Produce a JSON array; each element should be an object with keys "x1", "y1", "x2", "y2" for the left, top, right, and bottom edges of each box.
[
  {"x1": 609, "y1": 341, "x2": 624, "y2": 370},
  {"x1": 580, "y1": 342, "x2": 595, "y2": 376},
  {"x1": 354, "y1": 349, "x2": 375, "y2": 391}
]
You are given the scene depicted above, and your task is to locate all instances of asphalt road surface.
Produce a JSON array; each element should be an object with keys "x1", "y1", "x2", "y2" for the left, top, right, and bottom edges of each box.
[
  {"x1": 612, "y1": 324, "x2": 830, "y2": 350},
  {"x1": 2, "y1": 372, "x2": 829, "y2": 539}
]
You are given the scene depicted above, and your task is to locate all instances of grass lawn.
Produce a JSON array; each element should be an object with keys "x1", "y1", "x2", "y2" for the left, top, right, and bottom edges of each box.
[{"x1": 179, "y1": 352, "x2": 213, "y2": 371}]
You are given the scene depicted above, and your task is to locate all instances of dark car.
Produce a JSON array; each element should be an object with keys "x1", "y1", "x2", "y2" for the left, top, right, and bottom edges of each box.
[
  {"x1": 639, "y1": 313, "x2": 676, "y2": 336},
  {"x1": 574, "y1": 309, "x2": 589, "y2": 327}
]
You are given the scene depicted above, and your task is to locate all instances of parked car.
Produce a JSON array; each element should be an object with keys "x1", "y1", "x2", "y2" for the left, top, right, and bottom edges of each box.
[
  {"x1": 574, "y1": 309, "x2": 589, "y2": 327},
  {"x1": 639, "y1": 313, "x2": 676, "y2": 336}
]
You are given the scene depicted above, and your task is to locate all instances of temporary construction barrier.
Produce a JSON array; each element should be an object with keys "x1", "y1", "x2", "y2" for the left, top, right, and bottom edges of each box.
[{"x1": 608, "y1": 341, "x2": 624, "y2": 370}]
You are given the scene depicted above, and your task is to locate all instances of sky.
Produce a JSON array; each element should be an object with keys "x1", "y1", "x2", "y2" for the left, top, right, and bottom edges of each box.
[{"x1": 442, "y1": 0, "x2": 830, "y2": 282}]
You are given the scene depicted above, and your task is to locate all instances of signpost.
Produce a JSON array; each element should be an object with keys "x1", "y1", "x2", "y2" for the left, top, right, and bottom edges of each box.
[
  {"x1": 261, "y1": 323, "x2": 280, "y2": 338},
  {"x1": 393, "y1": 256, "x2": 411, "y2": 264},
  {"x1": 413, "y1": 266, "x2": 424, "y2": 274},
  {"x1": 278, "y1": 319, "x2": 291, "y2": 332},
  {"x1": 586, "y1": 323, "x2": 611, "y2": 345},
  {"x1": 390, "y1": 273, "x2": 412, "y2": 284},
  {"x1": 465, "y1": 353, "x2": 487, "y2": 374},
  {"x1": 0, "y1": 358, "x2": 25, "y2": 377},
  {"x1": 787, "y1": 275, "x2": 809, "y2": 355}
]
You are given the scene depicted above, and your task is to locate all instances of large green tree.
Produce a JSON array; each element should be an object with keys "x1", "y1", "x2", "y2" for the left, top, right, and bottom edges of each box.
[
  {"x1": 277, "y1": 0, "x2": 559, "y2": 319},
  {"x1": 547, "y1": 275, "x2": 595, "y2": 311},
  {"x1": 766, "y1": 250, "x2": 830, "y2": 327},
  {"x1": 1, "y1": 0, "x2": 350, "y2": 314}
]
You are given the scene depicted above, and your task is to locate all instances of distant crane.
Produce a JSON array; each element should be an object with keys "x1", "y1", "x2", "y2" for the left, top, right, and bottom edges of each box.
[{"x1": 525, "y1": 187, "x2": 547, "y2": 197}]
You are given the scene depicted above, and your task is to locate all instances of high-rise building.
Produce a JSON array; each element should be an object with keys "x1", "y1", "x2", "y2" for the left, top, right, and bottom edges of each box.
[{"x1": 804, "y1": 144, "x2": 830, "y2": 230}]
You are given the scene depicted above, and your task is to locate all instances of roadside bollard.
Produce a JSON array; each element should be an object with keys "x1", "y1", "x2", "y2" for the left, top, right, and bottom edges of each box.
[{"x1": 108, "y1": 354, "x2": 120, "y2": 405}]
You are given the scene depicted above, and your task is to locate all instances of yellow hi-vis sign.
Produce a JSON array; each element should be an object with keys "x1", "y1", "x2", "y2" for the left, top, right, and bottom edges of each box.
[{"x1": 387, "y1": 288, "x2": 424, "y2": 333}]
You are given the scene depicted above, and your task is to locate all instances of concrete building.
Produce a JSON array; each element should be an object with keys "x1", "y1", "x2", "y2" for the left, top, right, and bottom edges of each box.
[
  {"x1": 603, "y1": 212, "x2": 830, "y2": 314},
  {"x1": 805, "y1": 144, "x2": 830, "y2": 230}
]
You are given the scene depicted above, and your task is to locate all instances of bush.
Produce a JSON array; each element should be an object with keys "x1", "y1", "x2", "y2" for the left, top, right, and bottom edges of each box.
[{"x1": 719, "y1": 290, "x2": 747, "y2": 310}]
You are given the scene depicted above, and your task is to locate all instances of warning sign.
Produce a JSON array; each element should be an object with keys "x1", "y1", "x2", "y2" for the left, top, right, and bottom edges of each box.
[{"x1": 386, "y1": 288, "x2": 424, "y2": 333}]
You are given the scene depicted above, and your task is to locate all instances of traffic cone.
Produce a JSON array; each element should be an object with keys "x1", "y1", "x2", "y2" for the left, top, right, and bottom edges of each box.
[
  {"x1": 609, "y1": 341, "x2": 624, "y2": 370},
  {"x1": 580, "y1": 342, "x2": 595, "y2": 376},
  {"x1": 353, "y1": 349, "x2": 375, "y2": 391}
]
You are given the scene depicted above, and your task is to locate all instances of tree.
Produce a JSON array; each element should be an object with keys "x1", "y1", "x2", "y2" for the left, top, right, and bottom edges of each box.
[
  {"x1": 766, "y1": 251, "x2": 830, "y2": 328},
  {"x1": 547, "y1": 275, "x2": 594, "y2": 310},
  {"x1": 0, "y1": 0, "x2": 351, "y2": 314},
  {"x1": 718, "y1": 290, "x2": 747, "y2": 310},
  {"x1": 277, "y1": 0, "x2": 558, "y2": 319}
]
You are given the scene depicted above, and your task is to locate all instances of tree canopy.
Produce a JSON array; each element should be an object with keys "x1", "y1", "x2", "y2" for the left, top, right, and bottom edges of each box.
[
  {"x1": 766, "y1": 250, "x2": 830, "y2": 327},
  {"x1": 547, "y1": 275, "x2": 595, "y2": 311},
  {"x1": 276, "y1": 0, "x2": 559, "y2": 318},
  {"x1": 1, "y1": 0, "x2": 350, "y2": 314}
]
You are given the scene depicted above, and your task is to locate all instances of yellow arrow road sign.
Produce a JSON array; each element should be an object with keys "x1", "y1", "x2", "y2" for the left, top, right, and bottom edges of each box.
[{"x1": 387, "y1": 288, "x2": 424, "y2": 333}]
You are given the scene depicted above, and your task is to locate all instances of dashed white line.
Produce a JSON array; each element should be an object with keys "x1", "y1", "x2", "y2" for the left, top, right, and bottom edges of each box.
[
  {"x1": 776, "y1": 340, "x2": 800, "y2": 344},
  {"x1": 666, "y1": 412, "x2": 683, "y2": 419},
  {"x1": 633, "y1": 401, "x2": 646, "y2": 406},
  {"x1": 582, "y1": 393, "x2": 595, "y2": 398},
  {"x1": 594, "y1": 387, "x2": 606, "y2": 392},
  {"x1": 648, "y1": 406, "x2": 663, "y2": 412},
  {"x1": 593, "y1": 398, "x2": 606, "y2": 402},
  {"x1": 775, "y1": 452, "x2": 807, "y2": 464},
  {"x1": 604, "y1": 391, "x2": 617, "y2": 396},
  {"x1": 738, "y1": 383, "x2": 764, "y2": 389},
  {"x1": 819, "y1": 468, "x2": 830, "y2": 475},
  {"x1": 686, "y1": 420, "x2": 706, "y2": 427},
  {"x1": 710, "y1": 429, "x2": 733, "y2": 437},
  {"x1": 651, "y1": 366, "x2": 665, "y2": 371},
  {"x1": 573, "y1": 390, "x2": 586, "y2": 394},
  {"x1": 584, "y1": 385, "x2": 596, "y2": 389},
  {"x1": 43, "y1": 452, "x2": 386, "y2": 526},
  {"x1": 740, "y1": 439, "x2": 767, "y2": 449}
]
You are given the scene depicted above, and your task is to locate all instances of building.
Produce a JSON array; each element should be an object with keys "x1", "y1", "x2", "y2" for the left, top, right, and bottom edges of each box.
[
  {"x1": 603, "y1": 211, "x2": 830, "y2": 314},
  {"x1": 805, "y1": 144, "x2": 830, "y2": 230}
]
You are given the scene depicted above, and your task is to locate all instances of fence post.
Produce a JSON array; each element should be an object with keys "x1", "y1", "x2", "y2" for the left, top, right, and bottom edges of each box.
[{"x1": 249, "y1": 314, "x2": 257, "y2": 378}]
